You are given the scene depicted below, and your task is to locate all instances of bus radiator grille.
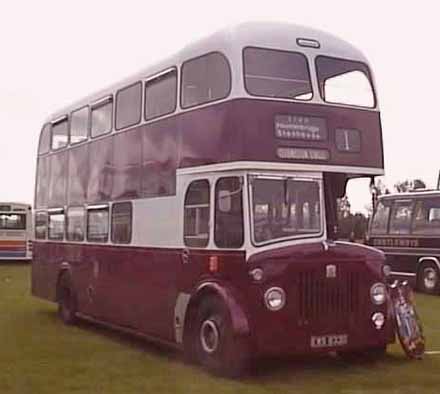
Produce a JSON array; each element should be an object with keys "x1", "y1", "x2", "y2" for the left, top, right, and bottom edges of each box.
[{"x1": 297, "y1": 270, "x2": 360, "y2": 322}]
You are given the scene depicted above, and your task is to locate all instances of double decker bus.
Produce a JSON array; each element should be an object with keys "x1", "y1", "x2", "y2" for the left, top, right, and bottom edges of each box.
[
  {"x1": 0, "y1": 202, "x2": 32, "y2": 261},
  {"x1": 32, "y1": 22, "x2": 394, "y2": 376},
  {"x1": 368, "y1": 190, "x2": 440, "y2": 294}
]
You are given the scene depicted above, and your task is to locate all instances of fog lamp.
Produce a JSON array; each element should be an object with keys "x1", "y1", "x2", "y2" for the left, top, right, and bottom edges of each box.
[
  {"x1": 264, "y1": 287, "x2": 286, "y2": 311},
  {"x1": 372, "y1": 312, "x2": 385, "y2": 330},
  {"x1": 370, "y1": 282, "x2": 387, "y2": 305}
]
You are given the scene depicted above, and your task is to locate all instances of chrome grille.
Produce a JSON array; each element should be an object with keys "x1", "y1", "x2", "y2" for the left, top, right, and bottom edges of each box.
[{"x1": 298, "y1": 269, "x2": 360, "y2": 321}]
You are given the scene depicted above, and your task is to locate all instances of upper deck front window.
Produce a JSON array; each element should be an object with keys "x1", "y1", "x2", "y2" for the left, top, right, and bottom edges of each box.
[
  {"x1": 316, "y1": 56, "x2": 375, "y2": 108},
  {"x1": 243, "y1": 47, "x2": 313, "y2": 101},
  {"x1": 250, "y1": 176, "x2": 322, "y2": 245}
]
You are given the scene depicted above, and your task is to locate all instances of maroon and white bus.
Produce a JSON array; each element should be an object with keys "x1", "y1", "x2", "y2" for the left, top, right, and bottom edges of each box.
[{"x1": 32, "y1": 22, "x2": 394, "y2": 376}]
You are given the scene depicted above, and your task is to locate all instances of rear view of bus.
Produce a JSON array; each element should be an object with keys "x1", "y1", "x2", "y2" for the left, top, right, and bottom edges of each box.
[{"x1": 0, "y1": 203, "x2": 32, "y2": 261}]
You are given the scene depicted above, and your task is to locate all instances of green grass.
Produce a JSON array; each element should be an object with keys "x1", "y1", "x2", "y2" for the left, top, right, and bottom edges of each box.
[{"x1": 1, "y1": 264, "x2": 440, "y2": 394}]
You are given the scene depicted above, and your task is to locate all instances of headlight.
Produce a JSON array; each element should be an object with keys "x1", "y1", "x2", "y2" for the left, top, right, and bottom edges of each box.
[
  {"x1": 370, "y1": 283, "x2": 387, "y2": 305},
  {"x1": 264, "y1": 287, "x2": 286, "y2": 311}
]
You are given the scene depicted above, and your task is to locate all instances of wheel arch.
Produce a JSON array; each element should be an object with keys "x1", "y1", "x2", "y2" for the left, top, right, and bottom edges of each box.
[
  {"x1": 180, "y1": 281, "x2": 251, "y2": 352},
  {"x1": 417, "y1": 256, "x2": 440, "y2": 274}
]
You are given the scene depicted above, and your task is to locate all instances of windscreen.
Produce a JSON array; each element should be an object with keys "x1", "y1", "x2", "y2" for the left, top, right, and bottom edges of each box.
[
  {"x1": 316, "y1": 56, "x2": 375, "y2": 108},
  {"x1": 244, "y1": 47, "x2": 313, "y2": 100},
  {"x1": 0, "y1": 213, "x2": 26, "y2": 230},
  {"x1": 251, "y1": 177, "x2": 321, "y2": 244}
]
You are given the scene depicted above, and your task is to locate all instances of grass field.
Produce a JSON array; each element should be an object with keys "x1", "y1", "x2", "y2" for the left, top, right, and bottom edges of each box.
[{"x1": 1, "y1": 264, "x2": 440, "y2": 394}]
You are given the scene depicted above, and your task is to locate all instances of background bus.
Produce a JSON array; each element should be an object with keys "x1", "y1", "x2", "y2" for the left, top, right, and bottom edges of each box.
[
  {"x1": 32, "y1": 22, "x2": 393, "y2": 376},
  {"x1": 368, "y1": 190, "x2": 440, "y2": 294},
  {"x1": 0, "y1": 202, "x2": 32, "y2": 261}
]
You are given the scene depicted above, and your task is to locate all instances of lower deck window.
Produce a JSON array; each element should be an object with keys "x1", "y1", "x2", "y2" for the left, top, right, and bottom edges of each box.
[
  {"x1": 87, "y1": 207, "x2": 109, "y2": 243},
  {"x1": 111, "y1": 202, "x2": 132, "y2": 244},
  {"x1": 48, "y1": 212, "x2": 65, "y2": 240},
  {"x1": 35, "y1": 212, "x2": 48, "y2": 239},
  {"x1": 66, "y1": 207, "x2": 85, "y2": 242},
  {"x1": 184, "y1": 179, "x2": 210, "y2": 247},
  {"x1": 215, "y1": 177, "x2": 244, "y2": 248}
]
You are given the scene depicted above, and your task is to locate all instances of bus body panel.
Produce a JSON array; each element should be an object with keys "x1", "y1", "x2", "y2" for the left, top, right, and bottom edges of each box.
[{"x1": 32, "y1": 239, "x2": 394, "y2": 354}]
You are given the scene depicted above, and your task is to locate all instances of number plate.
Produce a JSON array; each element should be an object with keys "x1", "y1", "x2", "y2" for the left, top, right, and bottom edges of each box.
[{"x1": 310, "y1": 334, "x2": 348, "y2": 348}]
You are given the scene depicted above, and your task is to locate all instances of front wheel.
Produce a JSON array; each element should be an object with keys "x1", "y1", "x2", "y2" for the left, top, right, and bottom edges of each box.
[
  {"x1": 57, "y1": 273, "x2": 77, "y2": 325},
  {"x1": 193, "y1": 296, "x2": 250, "y2": 377},
  {"x1": 417, "y1": 261, "x2": 440, "y2": 294}
]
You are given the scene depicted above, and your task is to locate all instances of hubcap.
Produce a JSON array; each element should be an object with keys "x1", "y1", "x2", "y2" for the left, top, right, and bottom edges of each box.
[
  {"x1": 424, "y1": 267, "x2": 437, "y2": 290},
  {"x1": 200, "y1": 319, "x2": 220, "y2": 354}
]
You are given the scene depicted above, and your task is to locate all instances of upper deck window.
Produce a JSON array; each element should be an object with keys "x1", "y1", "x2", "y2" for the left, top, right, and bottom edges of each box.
[
  {"x1": 316, "y1": 56, "x2": 375, "y2": 108},
  {"x1": 91, "y1": 97, "x2": 113, "y2": 138},
  {"x1": 38, "y1": 124, "x2": 51, "y2": 155},
  {"x1": 51, "y1": 117, "x2": 69, "y2": 150},
  {"x1": 145, "y1": 69, "x2": 177, "y2": 120},
  {"x1": 243, "y1": 47, "x2": 312, "y2": 101},
  {"x1": 181, "y1": 53, "x2": 231, "y2": 109},
  {"x1": 70, "y1": 106, "x2": 89, "y2": 144},
  {"x1": 116, "y1": 82, "x2": 142, "y2": 130}
]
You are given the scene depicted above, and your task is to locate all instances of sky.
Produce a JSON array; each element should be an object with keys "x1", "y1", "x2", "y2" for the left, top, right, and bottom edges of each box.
[{"x1": 1, "y1": 0, "x2": 439, "y2": 213}]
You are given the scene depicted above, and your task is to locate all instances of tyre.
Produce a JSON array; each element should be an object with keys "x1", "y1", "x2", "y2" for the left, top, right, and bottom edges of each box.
[
  {"x1": 417, "y1": 261, "x2": 440, "y2": 294},
  {"x1": 57, "y1": 273, "x2": 77, "y2": 325},
  {"x1": 193, "y1": 296, "x2": 250, "y2": 377}
]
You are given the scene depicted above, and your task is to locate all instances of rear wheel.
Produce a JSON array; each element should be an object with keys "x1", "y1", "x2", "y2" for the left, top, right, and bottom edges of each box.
[
  {"x1": 417, "y1": 261, "x2": 440, "y2": 294},
  {"x1": 57, "y1": 273, "x2": 77, "y2": 325},
  {"x1": 193, "y1": 296, "x2": 250, "y2": 377}
]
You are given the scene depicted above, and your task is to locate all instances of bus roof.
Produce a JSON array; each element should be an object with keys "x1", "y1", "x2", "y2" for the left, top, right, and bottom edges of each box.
[
  {"x1": 378, "y1": 190, "x2": 440, "y2": 200},
  {"x1": 46, "y1": 21, "x2": 372, "y2": 122}
]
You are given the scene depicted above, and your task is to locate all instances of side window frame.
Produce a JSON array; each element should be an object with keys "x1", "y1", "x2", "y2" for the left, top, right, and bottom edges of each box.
[
  {"x1": 183, "y1": 179, "x2": 211, "y2": 248},
  {"x1": 48, "y1": 209, "x2": 65, "y2": 241},
  {"x1": 115, "y1": 81, "x2": 142, "y2": 131},
  {"x1": 144, "y1": 68, "x2": 177, "y2": 121},
  {"x1": 38, "y1": 123, "x2": 52, "y2": 155},
  {"x1": 91, "y1": 96, "x2": 113, "y2": 138},
  {"x1": 389, "y1": 199, "x2": 414, "y2": 236},
  {"x1": 180, "y1": 52, "x2": 232, "y2": 109},
  {"x1": 370, "y1": 200, "x2": 391, "y2": 235},
  {"x1": 35, "y1": 211, "x2": 48, "y2": 240},
  {"x1": 70, "y1": 105, "x2": 90, "y2": 146},
  {"x1": 51, "y1": 116, "x2": 69, "y2": 151},
  {"x1": 66, "y1": 206, "x2": 86, "y2": 242},
  {"x1": 214, "y1": 176, "x2": 244, "y2": 249},
  {"x1": 111, "y1": 201, "x2": 133, "y2": 244},
  {"x1": 87, "y1": 205, "x2": 110, "y2": 243}
]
